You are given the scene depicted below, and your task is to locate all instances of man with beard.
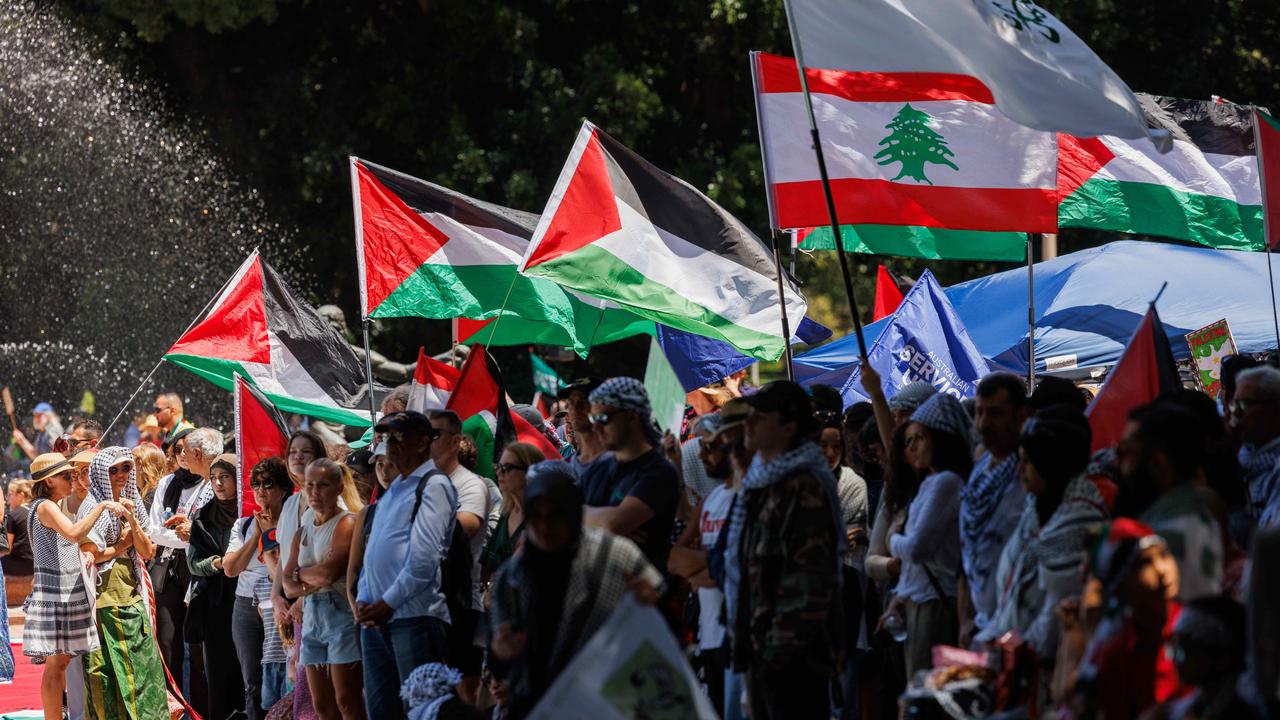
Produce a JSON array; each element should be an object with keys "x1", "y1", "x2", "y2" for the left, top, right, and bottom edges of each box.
[
  {"x1": 668, "y1": 397, "x2": 749, "y2": 717},
  {"x1": 1119, "y1": 401, "x2": 1223, "y2": 601},
  {"x1": 960, "y1": 373, "x2": 1030, "y2": 641}
]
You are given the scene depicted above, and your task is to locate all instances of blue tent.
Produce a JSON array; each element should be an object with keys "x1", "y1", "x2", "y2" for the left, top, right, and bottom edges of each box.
[{"x1": 796, "y1": 240, "x2": 1280, "y2": 388}]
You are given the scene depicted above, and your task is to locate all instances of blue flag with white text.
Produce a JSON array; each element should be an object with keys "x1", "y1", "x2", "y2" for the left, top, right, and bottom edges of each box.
[{"x1": 839, "y1": 270, "x2": 989, "y2": 407}]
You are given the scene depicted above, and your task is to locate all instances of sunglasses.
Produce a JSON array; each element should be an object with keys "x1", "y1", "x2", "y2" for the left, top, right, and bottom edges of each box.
[
  {"x1": 52, "y1": 435, "x2": 94, "y2": 454},
  {"x1": 249, "y1": 479, "x2": 281, "y2": 490},
  {"x1": 108, "y1": 464, "x2": 133, "y2": 476},
  {"x1": 493, "y1": 463, "x2": 527, "y2": 475},
  {"x1": 588, "y1": 412, "x2": 621, "y2": 427}
]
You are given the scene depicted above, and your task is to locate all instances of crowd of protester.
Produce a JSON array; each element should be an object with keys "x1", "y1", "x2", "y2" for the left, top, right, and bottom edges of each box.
[{"x1": 3, "y1": 354, "x2": 1280, "y2": 720}]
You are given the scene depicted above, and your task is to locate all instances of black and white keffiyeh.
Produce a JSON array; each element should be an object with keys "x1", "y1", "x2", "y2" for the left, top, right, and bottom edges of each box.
[
  {"x1": 84, "y1": 446, "x2": 149, "y2": 571},
  {"x1": 401, "y1": 662, "x2": 462, "y2": 720}
]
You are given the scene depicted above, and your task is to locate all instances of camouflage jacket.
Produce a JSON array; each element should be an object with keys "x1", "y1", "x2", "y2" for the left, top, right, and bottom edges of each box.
[{"x1": 732, "y1": 469, "x2": 844, "y2": 674}]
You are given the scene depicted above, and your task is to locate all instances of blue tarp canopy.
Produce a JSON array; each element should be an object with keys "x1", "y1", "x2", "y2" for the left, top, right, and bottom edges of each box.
[{"x1": 796, "y1": 240, "x2": 1280, "y2": 388}]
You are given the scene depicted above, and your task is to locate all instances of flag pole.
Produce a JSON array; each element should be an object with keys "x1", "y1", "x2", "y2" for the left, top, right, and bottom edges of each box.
[
  {"x1": 361, "y1": 319, "x2": 378, "y2": 424},
  {"x1": 101, "y1": 250, "x2": 254, "y2": 440},
  {"x1": 1253, "y1": 106, "x2": 1280, "y2": 353},
  {"x1": 782, "y1": 0, "x2": 868, "y2": 361},
  {"x1": 770, "y1": 229, "x2": 796, "y2": 381},
  {"x1": 1027, "y1": 234, "x2": 1038, "y2": 392},
  {"x1": 451, "y1": 317, "x2": 461, "y2": 369}
]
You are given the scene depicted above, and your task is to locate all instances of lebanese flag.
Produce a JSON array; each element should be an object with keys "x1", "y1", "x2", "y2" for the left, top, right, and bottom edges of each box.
[
  {"x1": 752, "y1": 52, "x2": 1057, "y2": 233},
  {"x1": 1086, "y1": 306, "x2": 1181, "y2": 451},
  {"x1": 873, "y1": 265, "x2": 906, "y2": 321},
  {"x1": 445, "y1": 345, "x2": 560, "y2": 478},
  {"x1": 407, "y1": 347, "x2": 459, "y2": 413},
  {"x1": 164, "y1": 251, "x2": 379, "y2": 426},
  {"x1": 233, "y1": 374, "x2": 289, "y2": 515},
  {"x1": 520, "y1": 120, "x2": 807, "y2": 361},
  {"x1": 1255, "y1": 107, "x2": 1280, "y2": 249}
]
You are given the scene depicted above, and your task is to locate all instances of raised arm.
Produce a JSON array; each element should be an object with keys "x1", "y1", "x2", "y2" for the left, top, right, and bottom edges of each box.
[
  {"x1": 860, "y1": 364, "x2": 896, "y2": 453},
  {"x1": 223, "y1": 519, "x2": 262, "y2": 578},
  {"x1": 39, "y1": 499, "x2": 116, "y2": 544}
]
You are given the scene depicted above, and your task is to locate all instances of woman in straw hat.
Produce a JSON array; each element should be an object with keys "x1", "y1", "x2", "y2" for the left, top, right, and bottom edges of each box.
[
  {"x1": 22, "y1": 452, "x2": 127, "y2": 720},
  {"x1": 79, "y1": 446, "x2": 170, "y2": 720}
]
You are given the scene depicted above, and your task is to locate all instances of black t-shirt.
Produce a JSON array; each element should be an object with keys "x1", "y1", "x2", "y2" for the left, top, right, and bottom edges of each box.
[
  {"x1": 4, "y1": 503, "x2": 34, "y2": 576},
  {"x1": 579, "y1": 448, "x2": 679, "y2": 569}
]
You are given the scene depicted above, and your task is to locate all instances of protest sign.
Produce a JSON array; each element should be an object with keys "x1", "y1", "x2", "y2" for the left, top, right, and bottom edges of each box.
[
  {"x1": 1185, "y1": 319, "x2": 1237, "y2": 399},
  {"x1": 527, "y1": 597, "x2": 718, "y2": 720},
  {"x1": 645, "y1": 337, "x2": 687, "y2": 436}
]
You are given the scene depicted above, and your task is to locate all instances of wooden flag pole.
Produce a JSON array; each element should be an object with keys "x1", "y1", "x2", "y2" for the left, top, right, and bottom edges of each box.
[
  {"x1": 770, "y1": 229, "x2": 796, "y2": 381},
  {"x1": 783, "y1": 0, "x2": 868, "y2": 362},
  {"x1": 1027, "y1": 234, "x2": 1038, "y2": 392}
]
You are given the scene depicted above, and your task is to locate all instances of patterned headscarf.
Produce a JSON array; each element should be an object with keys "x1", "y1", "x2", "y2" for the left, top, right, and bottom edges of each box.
[
  {"x1": 85, "y1": 446, "x2": 149, "y2": 570},
  {"x1": 909, "y1": 392, "x2": 975, "y2": 445},
  {"x1": 589, "y1": 377, "x2": 651, "y2": 415},
  {"x1": 401, "y1": 662, "x2": 462, "y2": 720},
  {"x1": 889, "y1": 382, "x2": 938, "y2": 414}
]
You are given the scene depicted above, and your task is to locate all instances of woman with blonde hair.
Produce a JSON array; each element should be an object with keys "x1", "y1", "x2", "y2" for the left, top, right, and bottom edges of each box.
[
  {"x1": 481, "y1": 442, "x2": 544, "y2": 580},
  {"x1": 132, "y1": 443, "x2": 166, "y2": 513}
]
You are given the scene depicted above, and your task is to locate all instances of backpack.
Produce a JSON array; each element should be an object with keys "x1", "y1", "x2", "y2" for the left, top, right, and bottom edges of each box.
[{"x1": 356, "y1": 469, "x2": 473, "y2": 623}]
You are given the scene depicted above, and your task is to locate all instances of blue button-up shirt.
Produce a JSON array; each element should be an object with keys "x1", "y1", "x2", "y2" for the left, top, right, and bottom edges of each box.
[{"x1": 357, "y1": 459, "x2": 458, "y2": 623}]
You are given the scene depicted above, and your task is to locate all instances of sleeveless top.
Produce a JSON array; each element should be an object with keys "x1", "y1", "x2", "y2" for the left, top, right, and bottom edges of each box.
[
  {"x1": 23, "y1": 498, "x2": 100, "y2": 658},
  {"x1": 299, "y1": 510, "x2": 351, "y2": 597}
]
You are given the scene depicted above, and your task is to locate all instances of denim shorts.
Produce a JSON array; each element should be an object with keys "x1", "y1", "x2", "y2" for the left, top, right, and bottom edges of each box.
[{"x1": 299, "y1": 591, "x2": 361, "y2": 666}]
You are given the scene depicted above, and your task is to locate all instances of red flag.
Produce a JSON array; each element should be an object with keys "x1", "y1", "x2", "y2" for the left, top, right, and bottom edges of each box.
[
  {"x1": 1255, "y1": 108, "x2": 1280, "y2": 250},
  {"x1": 873, "y1": 265, "x2": 906, "y2": 321},
  {"x1": 446, "y1": 345, "x2": 561, "y2": 476},
  {"x1": 1085, "y1": 306, "x2": 1181, "y2": 451},
  {"x1": 233, "y1": 374, "x2": 290, "y2": 515}
]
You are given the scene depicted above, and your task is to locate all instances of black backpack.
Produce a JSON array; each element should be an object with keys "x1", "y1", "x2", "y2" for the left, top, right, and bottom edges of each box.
[{"x1": 358, "y1": 470, "x2": 473, "y2": 622}]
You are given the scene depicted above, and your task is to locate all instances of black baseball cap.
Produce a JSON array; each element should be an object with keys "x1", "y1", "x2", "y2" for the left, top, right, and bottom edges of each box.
[
  {"x1": 345, "y1": 449, "x2": 375, "y2": 475},
  {"x1": 373, "y1": 410, "x2": 433, "y2": 434},
  {"x1": 556, "y1": 376, "x2": 605, "y2": 400}
]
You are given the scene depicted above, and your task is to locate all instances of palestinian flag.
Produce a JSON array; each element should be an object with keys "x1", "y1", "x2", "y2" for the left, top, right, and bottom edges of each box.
[
  {"x1": 1255, "y1": 107, "x2": 1280, "y2": 249},
  {"x1": 407, "y1": 347, "x2": 459, "y2": 413},
  {"x1": 1060, "y1": 96, "x2": 1264, "y2": 251},
  {"x1": 520, "y1": 120, "x2": 807, "y2": 361},
  {"x1": 164, "y1": 251, "x2": 378, "y2": 426},
  {"x1": 751, "y1": 52, "x2": 1058, "y2": 236},
  {"x1": 233, "y1": 374, "x2": 289, "y2": 515},
  {"x1": 445, "y1": 345, "x2": 561, "y2": 478},
  {"x1": 1086, "y1": 305, "x2": 1181, "y2": 451},
  {"x1": 351, "y1": 158, "x2": 647, "y2": 356}
]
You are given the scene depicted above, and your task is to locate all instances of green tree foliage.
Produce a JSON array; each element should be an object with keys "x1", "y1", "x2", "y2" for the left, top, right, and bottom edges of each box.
[{"x1": 52, "y1": 0, "x2": 1280, "y2": 358}]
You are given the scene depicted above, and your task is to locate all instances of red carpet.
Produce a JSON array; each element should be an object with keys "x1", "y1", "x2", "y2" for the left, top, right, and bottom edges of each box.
[{"x1": 0, "y1": 643, "x2": 44, "y2": 713}]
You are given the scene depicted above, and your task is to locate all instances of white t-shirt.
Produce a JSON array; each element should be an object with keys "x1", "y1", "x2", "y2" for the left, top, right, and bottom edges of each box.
[
  {"x1": 228, "y1": 518, "x2": 269, "y2": 599},
  {"x1": 449, "y1": 465, "x2": 493, "y2": 611},
  {"x1": 697, "y1": 483, "x2": 736, "y2": 651}
]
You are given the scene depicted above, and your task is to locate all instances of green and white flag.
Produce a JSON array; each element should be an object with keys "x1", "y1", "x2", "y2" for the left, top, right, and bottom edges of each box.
[{"x1": 530, "y1": 354, "x2": 564, "y2": 397}]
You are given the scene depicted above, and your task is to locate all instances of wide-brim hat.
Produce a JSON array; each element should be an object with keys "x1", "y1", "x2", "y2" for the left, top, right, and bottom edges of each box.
[
  {"x1": 31, "y1": 452, "x2": 71, "y2": 483},
  {"x1": 70, "y1": 449, "x2": 98, "y2": 466}
]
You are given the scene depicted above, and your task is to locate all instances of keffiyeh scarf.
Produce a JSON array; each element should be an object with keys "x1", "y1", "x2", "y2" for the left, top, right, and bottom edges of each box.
[
  {"x1": 401, "y1": 662, "x2": 462, "y2": 720},
  {"x1": 85, "y1": 446, "x2": 150, "y2": 572}
]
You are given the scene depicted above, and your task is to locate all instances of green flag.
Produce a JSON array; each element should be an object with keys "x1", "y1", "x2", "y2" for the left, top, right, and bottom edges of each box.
[
  {"x1": 531, "y1": 354, "x2": 564, "y2": 397},
  {"x1": 644, "y1": 338, "x2": 686, "y2": 436}
]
